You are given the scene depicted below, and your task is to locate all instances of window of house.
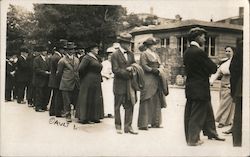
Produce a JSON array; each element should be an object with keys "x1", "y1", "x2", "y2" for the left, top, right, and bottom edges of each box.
[
  {"x1": 177, "y1": 36, "x2": 188, "y2": 57},
  {"x1": 160, "y1": 38, "x2": 170, "y2": 48},
  {"x1": 205, "y1": 36, "x2": 216, "y2": 57}
]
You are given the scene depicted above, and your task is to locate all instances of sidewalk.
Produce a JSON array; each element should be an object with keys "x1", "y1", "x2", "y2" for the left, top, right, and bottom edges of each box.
[{"x1": 0, "y1": 88, "x2": 248, "y2": 156}]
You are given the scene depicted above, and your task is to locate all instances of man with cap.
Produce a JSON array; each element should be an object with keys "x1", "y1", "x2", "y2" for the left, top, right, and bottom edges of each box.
[
  {"x1": 111, "y1": 33, "x2": 138, "y2": 134},
  {"x1": 33, "y1": 46, "x2": 51, "y2": 112},
  {"x1": 57, "y1": 42, "x2": 80, "y2": 122},
  {"x1": 48, "y1": 41, "x2": 64, "y2": 117},
  {"x1": 15, "y1": 48, "x2": 29, "y2": 104},
  {"x1": 183, "y1": 27, "x2": 225, "y2": 146}
]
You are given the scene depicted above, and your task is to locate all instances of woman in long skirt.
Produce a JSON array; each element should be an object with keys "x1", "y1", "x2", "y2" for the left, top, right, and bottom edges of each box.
[
  {"x1": 138, "y1": 38, "x2": 165, "y2": 130},
  {"x1": 210, "y1": 46, "x2": 235, "y2": 128},
  {"x1": 76, "y1": 44, "x2": 104, "y2": 124}
]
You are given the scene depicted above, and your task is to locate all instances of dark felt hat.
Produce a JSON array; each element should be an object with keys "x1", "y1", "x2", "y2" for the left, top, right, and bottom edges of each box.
[
  {"x1": 85, "y1": 43, "x2": 99, "y2": 52},
  {"x1": 117, "y1": 32, "x2": 134, "y2": 43},
  {"x1": 64, "y1": 42, "x2": 76, "y2": 49},
  {"x1": 143, "y1": 37, "x2": 159, "y2": 46}
]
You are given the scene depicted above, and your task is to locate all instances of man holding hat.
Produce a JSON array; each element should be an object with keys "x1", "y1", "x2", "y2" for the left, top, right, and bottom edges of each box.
[
  {"x1": 111, "y1": 33, "x2": 138, "y2": 134},
  {"x1": 57, "y1": 42, "x2": 80, "y2": 122},
  {"x1": 183, "y1": 27, "x2": 225, "y2": 146}
]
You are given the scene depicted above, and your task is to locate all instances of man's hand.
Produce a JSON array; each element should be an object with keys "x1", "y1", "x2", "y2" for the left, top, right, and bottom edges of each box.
[
  {"x1": 45, "y1": 71, "x2": 51, "y2": 75},
  {"x1": 126, "y1": 66, "x2": 132, "y2": 71}
]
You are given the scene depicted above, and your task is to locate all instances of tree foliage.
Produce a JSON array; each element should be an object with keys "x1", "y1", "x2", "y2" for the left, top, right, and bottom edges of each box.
[{"x1": 32, "y1": 4, "x2": 126, "y2": 53}]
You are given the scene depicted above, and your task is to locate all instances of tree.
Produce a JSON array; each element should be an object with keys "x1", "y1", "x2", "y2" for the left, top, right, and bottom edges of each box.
[
  {"x1": 6, "y1": 4, "x2": 36, "y2": 55},
  {"x1": 32, "y1": 4, "x2": 126, "y2": 55}
]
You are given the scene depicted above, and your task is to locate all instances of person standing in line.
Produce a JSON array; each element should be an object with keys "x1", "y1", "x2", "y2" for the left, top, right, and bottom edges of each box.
[
  {"x1": 210, "y1": 46, "x2": 235, "y2": 128},
  {"x1": 15, "y1": 48, "x2": 29, "y2": 104},
  {"x1": 33, "y1": 46, "x2": 51, "y2": 112},
  {"x1": 229, "y1": 39, "x2": 243, "y2": 147},
  {"x1": 183, "y1": 27, "x2": 224, "y2": 146},
  {"x1": 26, "y1": 51, "x2": 36, "y2": 107},
  {"x1": 5, "y1": 55, "x2": 16, "y2": 101},
  {"x1": 111, "y1": 33, "x2": 138, "y2": 135},
  {"x1": 137, "y1": 38, "x2": 166, "y2": 130},
  {"x1": 49, "y1": 43, "x2": 64, "y2": 117},
  {"x1": 76, "y1": 44, "x2": 104, "y2": 124},
  {"x1": 57, "y1": 42, "x2": 80, "y2": 122},
  {"x1": 101, "y1": 45, "x2": 116, "y2": 118}
]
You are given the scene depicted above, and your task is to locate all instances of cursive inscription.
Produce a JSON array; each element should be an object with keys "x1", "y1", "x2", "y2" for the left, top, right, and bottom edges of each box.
[{"x1": 49, "y1": 117, "x2": 70, "y2": 128}]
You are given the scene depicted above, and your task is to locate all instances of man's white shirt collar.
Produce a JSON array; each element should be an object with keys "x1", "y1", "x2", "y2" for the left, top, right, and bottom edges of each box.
[
  {"x1": 41, "y1": 55, "x2": 46, "y2": 61},
  {"x1": 190, "y1": 41, "x2": 200, "y2": 48}
]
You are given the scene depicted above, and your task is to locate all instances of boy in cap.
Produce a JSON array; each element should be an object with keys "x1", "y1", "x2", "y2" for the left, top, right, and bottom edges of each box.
[{"x1": 184, "y1": 27, "x2": 225, "y2": 146}]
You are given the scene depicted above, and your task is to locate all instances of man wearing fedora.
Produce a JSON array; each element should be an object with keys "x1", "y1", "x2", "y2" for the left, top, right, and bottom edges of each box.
[
  {"x1": 48, "y1": 41, "x2": 65, "y2": 117},
  {"x1": 184, "y1": 27, "x2": 225, "y2": 146},
  {"x1": 111, "y1": 33, "x2": 138, "y2": 135},
  {"x1": 33, "y1": 46, "x2": 51, "y2": 112},
  {"x1": 57, "y1": 42, "x2": 80, "y2": 122}
]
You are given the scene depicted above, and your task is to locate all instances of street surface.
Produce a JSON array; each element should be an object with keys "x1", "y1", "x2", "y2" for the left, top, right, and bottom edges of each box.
[{"x1": 1, "y1": 88, "x2": 249, "y2": 156}]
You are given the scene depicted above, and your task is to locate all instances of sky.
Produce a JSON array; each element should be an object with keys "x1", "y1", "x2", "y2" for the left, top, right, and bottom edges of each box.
[{"x1": 8, "y1": 0, "x2": 246, "y2": 21}]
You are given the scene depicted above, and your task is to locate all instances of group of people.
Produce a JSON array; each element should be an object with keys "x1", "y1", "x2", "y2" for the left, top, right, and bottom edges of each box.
[
  {"x1": 5, "y1": 27, "x2": 243, "y2": 146},
  {"x1": 5, "y1": 32, "x2": 168, "y2": 135},
  {"x1": 183, "y1": 27, "x2": 243, "y2": 147}
]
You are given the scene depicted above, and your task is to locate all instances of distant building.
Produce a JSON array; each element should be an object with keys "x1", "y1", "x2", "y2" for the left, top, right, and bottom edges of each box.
[
  {"x1": 216, "y1": 7, "x2": 243, "y2": 25},
  {"x1": 130, "y1": 19, "x2": 243, "y2": 84}
]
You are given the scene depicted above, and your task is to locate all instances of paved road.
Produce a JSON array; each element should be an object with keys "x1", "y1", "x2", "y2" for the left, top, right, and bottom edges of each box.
[{"x1": 0, "y1": 88, "x2": 248, "y2": 156}]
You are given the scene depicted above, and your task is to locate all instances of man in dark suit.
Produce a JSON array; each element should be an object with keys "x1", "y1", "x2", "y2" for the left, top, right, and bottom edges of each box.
[
  {"x1": 26, "y1": 51, "x2": 36, "y2": 107},
  {"x1": 33, "y1": 46, "x2": 51, "y2": 112},
  {"x1": 49, "y1": 43, "x2": 64, "y2": 117},
  {"x1": 5, "y1": 55, "x2": 16, "y2": 101},
  {"x1": 230, "y1": 39, "x2": 243, "y2": 147},
  {"x1": 111, "y1": 33, "x2": 138, "y2": 135},
  {"x1": 15, "y1": 48, "x2": 29, "y2": 104},
  {"x1": 57, "y1": 42, "x2": 79, "y2": 122},
  {"x1": 183, "y1": 27, "x2": 224, "y2": 146}
]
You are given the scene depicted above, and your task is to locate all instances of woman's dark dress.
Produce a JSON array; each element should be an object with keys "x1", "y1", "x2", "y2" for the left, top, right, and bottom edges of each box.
[{"x1": 75, "y1": 54, "x2": 104, "y2": 122}]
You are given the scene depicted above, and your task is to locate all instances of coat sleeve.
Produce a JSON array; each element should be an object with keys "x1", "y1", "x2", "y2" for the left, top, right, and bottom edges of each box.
[
  {"x1": 140, "y1": 53, "x2": 153, "y2": 72},
  {"x1": 33, "y1": 58, "x2": 48, "y2": 76},
  {"x1": 111, "y1": 53, "x2": 130, "y2": 80},
  {"x1": 78, "y1": 57, "x2": 90, "y2": 79},
  {"x1": 56, "y1": 59, "x2": 64, "y2": 79},
  {"x1": 198, "y1": 51, "x2": 217, "y2": 75}
]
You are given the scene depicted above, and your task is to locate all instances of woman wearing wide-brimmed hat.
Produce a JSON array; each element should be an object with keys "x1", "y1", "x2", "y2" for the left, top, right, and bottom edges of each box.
[
  {"x1": 75, "y1": 44, "x2": 104, "y2": 124},
  {"x1": 137, "y1": 37, "x2": 165, "y2": 130}
]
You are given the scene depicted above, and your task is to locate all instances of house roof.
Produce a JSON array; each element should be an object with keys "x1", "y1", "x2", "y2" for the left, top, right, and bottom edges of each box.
[{"x1": 130, "y1": 19, "x2": 243, "y2": 35}]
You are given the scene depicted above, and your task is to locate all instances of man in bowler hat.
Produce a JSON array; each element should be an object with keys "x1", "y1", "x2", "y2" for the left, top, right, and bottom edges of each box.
[
  {"x1": 111, "y1": 33, "x2": 138, "y2": 134},
  {"x1": 57, "y1": 42, "x2": 80, "y2": 122},
  {"x1": 184, "y1": 27, "x2": 225, "y2": 146},
  {"x1": 33, "y1": 46, "x2": 51, "y2": 112}
]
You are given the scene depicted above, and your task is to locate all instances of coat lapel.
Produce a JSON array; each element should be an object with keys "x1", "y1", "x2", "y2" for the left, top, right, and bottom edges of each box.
[{"x1": 118, "y1": 50, "x2": 128, "y2": 65}]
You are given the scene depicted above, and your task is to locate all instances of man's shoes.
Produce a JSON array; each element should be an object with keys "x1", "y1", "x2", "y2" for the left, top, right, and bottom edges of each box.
[
  {"x1": 223, "y1": 129, "x2": 232, "y2": 134},
  {"x1": 116, "y1": 129, "x2": 123, "y2": 134},
  {"x1": 187, "y1": 141, "x2": 203, "y2": 146},
  {"x1": 208, "y1": 136, "x2": 225, "y2": 141},
  {"x1": 138, "y1": 127, "x2": 148, "y2": 130},
  {"x1": 124, "y1": 129, "x2": 138, "y2": 135},
  {"x1": 17, "y1": 100, "x2": 26, "y2": 104},
  {"x1": 66, "y1": 117, "x2": 72, "y2": 123},
  {"x1": 36, "y1": 109, "x2": 45, "y2": 112}
]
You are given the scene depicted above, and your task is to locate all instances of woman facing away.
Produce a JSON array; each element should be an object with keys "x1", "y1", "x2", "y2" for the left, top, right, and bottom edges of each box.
[
  {"x1": 75, "y1": 44, "x2": 104, "y2": 124},
  {"x1": 210, "y1": 46, "x2": 235, "y2": 128},
  {"x1": 137, "y1": 38, "x2": 166, "y2": 130}
]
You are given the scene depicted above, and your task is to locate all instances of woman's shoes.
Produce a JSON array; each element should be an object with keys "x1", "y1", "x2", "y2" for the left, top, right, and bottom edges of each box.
[
  {"x1": 208, "y1": 136, "x2": 225, "y2": 141},
  {"x1": 138, "y1": 127, "x2": 148, "y2": 130},
  {"x1": 217, "y1": 123, "x2": 225, "y2": 128},
  {"x1": 223, "y1": 129, "x2": 232, "y2": 134}
]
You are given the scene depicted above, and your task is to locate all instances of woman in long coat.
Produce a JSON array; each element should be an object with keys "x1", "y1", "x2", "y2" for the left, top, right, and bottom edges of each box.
[
  {"x1": 138, "y1": 38, "x2": 165, "y2": 130},
  {"x1": 76, "y1": 44, "x2": 104, "y2": 123},
  {"x1": 210, "y1": 46, "x2": 235, "y2": 128}
]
